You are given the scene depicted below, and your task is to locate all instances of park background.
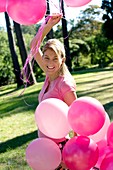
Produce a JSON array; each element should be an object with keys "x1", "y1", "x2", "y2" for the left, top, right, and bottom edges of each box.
[{"x1": 0, "y1": 0, "x2": 113, "y2": 169}]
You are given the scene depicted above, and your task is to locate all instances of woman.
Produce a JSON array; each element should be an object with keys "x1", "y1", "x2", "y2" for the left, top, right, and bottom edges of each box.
[
  {"x1": 31, "y1": 14, "x2": 77, "y2": 170},
  {"x1": 31, "y1": 14, "x2": 77, "y2": 106}
]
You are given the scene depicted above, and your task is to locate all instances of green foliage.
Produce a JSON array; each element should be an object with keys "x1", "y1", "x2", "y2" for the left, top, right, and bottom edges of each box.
[
  {"x1": 67, "y1": 4, "x2": 113, "y2": 69},
  {"x1": 1, "y1": 4, "x2": 113, "y2": 86},
  {"x1": 86, "y1": 33, "x2": 113, "y2": 67},
  {"x1": 21, "y1": 25, "x2": 36, "y2": 35},
  {"x1": 70, "y1": 5, "x2": 102, "y2": 40},
  {"x1": 0, "y1": 31, "x2": 15, "y2": 85}
]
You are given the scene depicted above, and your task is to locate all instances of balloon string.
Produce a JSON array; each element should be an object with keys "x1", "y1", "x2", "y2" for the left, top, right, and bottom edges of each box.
[
  {"x1": 49, "y1": 0, "x2": 71, "y2": 40},
  {"x1": 20, "y1": 16, "x2": 51, "y2": 85}
]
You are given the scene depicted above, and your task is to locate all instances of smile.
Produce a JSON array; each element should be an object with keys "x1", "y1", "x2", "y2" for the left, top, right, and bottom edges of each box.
[{"x1": 47, "y1": 66, "x2": 55, "y2": 70}]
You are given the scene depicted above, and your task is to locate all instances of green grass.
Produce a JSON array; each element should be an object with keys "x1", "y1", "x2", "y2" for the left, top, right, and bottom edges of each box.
[{"x1": 0, "y1": 67, "x2": 113, "y2": 169}]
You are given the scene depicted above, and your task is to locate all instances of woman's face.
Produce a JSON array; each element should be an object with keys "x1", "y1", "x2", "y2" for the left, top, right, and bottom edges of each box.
[{"x1": 43, "y1": 48, "x2": 63, "y2": 77}]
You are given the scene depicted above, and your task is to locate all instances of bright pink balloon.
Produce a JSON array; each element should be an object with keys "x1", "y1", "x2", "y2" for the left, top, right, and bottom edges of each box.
[
  {"x1": 38, "y1": 129, "x2": 66, "y2": 144},
  {"x1": 26, "y1": 138, "x2": 61, "y2": 170},
  {"x1": 100, "y1": 152, "x2": 113, "y2": 170},
  {"x1": 64, "y1": 0, "x2": 92, "y2": 7},
  {"x1": 95, "y1": 145, "x2": 113, "y2": 169},
  {"x1": 62, "y1": 136, "x2": 99, "y2": 170},
  {"x1": 35, "y1": 98, "x2": 70, "y2": 139},
  {"x1": 89, "y1": 112, "x2": 110, "y2": 142},
  {"x1": 95, "y1": 139, "x2": 107, "y2": 168},
  {"x1": 68, "y1": 96, "x2": 106, "y2": 136},
  {"x1": 0, "y1": 0, "x2": 7, "y2": 12},
  {"x1": 6, "y1": 0, "x2": 47, "y2": 25},
  {"x1": 107, "y1": 121, "x2": 113, "y2": 147}
]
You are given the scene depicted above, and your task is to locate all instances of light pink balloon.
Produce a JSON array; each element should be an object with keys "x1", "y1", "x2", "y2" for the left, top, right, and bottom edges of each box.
[
  {"x1": 100, "y1": 152, "x2": 113, "y2": 170},
  {"x1": 6, "y1": 0, "x2": 47, "y2": 25},
  {"x1": 107, "y1": 121, "x2": 113, "y2": 147},
  {"x1": 68, "y1": 96, "x2": 106, "y2": 136},
  {"x1": 89, "y1": 112, "x2": 110, "y2": 142},
  {"x1": 26, "y1": 138, "x2": 62, "y2": 170},
  {"x1": 64, "y1": 0, "x2": 92, "y2": 7},
  {"x1": 0, "y1": 0, "x2": 7, "y2": 12},
  {"x1": 38, "y1": 129, "x2": 66, "y2": 144},
  {"x1": 35, "y1": 98, "x2": 70, "y2": 139},
  {"x1": 62, "y1": 136, "x2": 99, "y2": 170}
]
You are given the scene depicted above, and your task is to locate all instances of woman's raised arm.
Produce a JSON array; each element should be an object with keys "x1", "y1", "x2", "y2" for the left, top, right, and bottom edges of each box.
[{"x1": 30, "y1": 14, "x2": 62, "y2": 72}]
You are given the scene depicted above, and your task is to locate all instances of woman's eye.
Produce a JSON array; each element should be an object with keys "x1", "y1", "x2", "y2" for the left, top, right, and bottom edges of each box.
[
  {"x1": 53, "y1": 58, "x2": 58, "y2": 61},
  {"x1": 44, "y1": 57, "x2": 49, "y2": 60}
]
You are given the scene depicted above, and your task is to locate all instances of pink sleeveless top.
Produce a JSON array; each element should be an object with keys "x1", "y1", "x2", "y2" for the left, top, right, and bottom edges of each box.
[{"x1": 38, "y1": 75, "x2": 76, "y2": 103}]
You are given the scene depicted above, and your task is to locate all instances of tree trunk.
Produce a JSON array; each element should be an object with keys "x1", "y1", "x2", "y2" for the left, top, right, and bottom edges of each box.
[
  {"x1": 13, "y1": 21, "x2": 37, "y2": 85},
  {"x1": 5, "y1": 12, "x2": 23, "y2": 88},
  {"x1": 61, "y1": 0, "x2": 72, "y2": 72},
  {"x1": 46, "y1": 0, "x2": 53, "y2": 40}
]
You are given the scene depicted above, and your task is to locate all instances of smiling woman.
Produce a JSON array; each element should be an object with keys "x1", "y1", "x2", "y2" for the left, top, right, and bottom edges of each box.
[
  {"x1": 30, "y1": 14, "x2": 77, "y2": 169},
  {"x1": 30, "y1": 14, "x2": 77, "y2": 106}
]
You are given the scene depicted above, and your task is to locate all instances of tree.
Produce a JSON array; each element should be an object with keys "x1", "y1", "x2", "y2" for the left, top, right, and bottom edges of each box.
[
  {"x1": 5, "y1": 12, "x2": 23, "y2": 87},
  {"x1": 68, "y1": 5, "x2": 107, "y2": 69},
  {"x1": 94, "y1": 33, "x2": 113, "y2": 67},
  {"x1": 69, "y1": 39, "x2": 90, "y2": 68},
  {"x1": 70, "y1": 5, "x2": 102, "y2": 40},
  {"x1": 0, "y1": 30, "x2": 15, "y2": 85},
  {"x1": 86, "y1": 34, "x2": 113, "y2": 67},
  {"x1": 46, "y1": 0, "x2": 53, "y2": 40},
  {"x1": 13, "y1": 21, "x2": 36, "y2": 85},
  {"x1": 101, "y1": 0, "x2": 113, "y2": 40},
  {"x1": 61, "y1": 0, "x2": 72, "y2": 71}
]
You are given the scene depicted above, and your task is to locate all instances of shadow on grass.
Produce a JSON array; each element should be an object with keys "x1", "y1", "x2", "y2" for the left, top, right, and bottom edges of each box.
[
  {"x1": 0, "y1": 89, "x2": 40, "y2": 118},
  {"x1": 76, "y1": 75, "x2": 113, "y2": 86},
  {"x1": 72, "y1": 67, "x2": 113, "y2": 75},
  {"x1": 0, "y1": 88, "x2": 19, "y2": 98},
  {"x1": 0, "y1": 130, "x2": 38, "y2": 153}
]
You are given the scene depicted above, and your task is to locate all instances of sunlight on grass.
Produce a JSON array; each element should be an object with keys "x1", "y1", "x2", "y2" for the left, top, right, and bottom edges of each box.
[
  {"x1": 74, "y1": 68, "x2": 113, "y2": 105},
  {"x1": 0, "y1": 111, "x2": 37, "y2": 142}
]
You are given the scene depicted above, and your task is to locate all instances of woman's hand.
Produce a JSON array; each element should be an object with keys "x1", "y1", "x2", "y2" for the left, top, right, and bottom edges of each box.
[
  {"x1": 46, "y1": 13, "x2": 62, "y2": 28},
  {"x1": 30, "y1": 13, "x2": 62, "y2": 52}
]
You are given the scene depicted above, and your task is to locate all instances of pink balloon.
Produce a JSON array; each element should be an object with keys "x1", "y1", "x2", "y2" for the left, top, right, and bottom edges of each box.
[
  {"x1": 38, "y1": 129, "x2": 66, "y2": 144},
  {"x1": 64, "y1": 0, "x2": 92, "y2": 7},
  {"x1": 0, "y1": 0, "x2": 7, "y2": 12},
  {"x1": 95, "y1": 139, "x2": 107, "y2": 168},
  {"x1": 107, "y1": 121, "x2": 113, "y2": 147},
  {"x1": 96, "y1": 145, "x2": 113, "y2": 169},
  {"x1": 26, "y1": 138, "x2": 61, "y2": 170},
  {"x1": 62, "y1": 136, "x2": 99, "y2": 170},
  {"x1": 89, "y1": 112, "x2": 110, "y2": 142},
  {"x1": 100, "y1": 152, "x2": 113, "y2": 170},
  {"x1": 68, "y1": 96, "x2": 106, "y2": 136},
  {"x1": 6, "y1": 0, "x2": 47, "y2": 25},
  {"x1": 35, "y1": 98, "x2": 70, "y2": 139}
]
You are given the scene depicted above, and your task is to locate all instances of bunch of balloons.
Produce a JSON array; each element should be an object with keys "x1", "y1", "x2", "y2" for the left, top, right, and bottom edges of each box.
[
  {"x1": 0, "y1": 0, "x2": 47, "y2": 25},
  {"x1": 0, "y1": 0, "x2": 92, "y2": 25},
  {"x1": 26, "y1": 96, "x2": 113, "y2": 170}
]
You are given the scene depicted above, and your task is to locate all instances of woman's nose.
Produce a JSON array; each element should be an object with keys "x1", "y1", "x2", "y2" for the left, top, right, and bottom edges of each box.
[{"x1": 48, "y1": 60, "x2": 54, "y2": 65}]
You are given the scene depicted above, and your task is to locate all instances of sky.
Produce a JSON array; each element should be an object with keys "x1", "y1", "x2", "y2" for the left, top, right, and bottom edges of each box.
[{"x1": 0, "y1": 0, "x2": 102, "y2": 28}]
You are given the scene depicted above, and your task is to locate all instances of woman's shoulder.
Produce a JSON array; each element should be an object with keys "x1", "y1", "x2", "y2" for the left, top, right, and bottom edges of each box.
[{"x1": 56, "y1": 75, "x2": 76, "y2": 88}]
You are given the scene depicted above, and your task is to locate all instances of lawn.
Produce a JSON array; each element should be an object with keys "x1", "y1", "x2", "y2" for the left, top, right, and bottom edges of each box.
[{"x1": 0, "y1": 67, "x2": 113, "y2": 170}]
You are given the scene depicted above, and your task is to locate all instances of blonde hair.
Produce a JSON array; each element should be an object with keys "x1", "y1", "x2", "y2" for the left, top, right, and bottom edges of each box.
[{"x1": 42, "y1": 39, "x2": 71, "y2": 76}]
